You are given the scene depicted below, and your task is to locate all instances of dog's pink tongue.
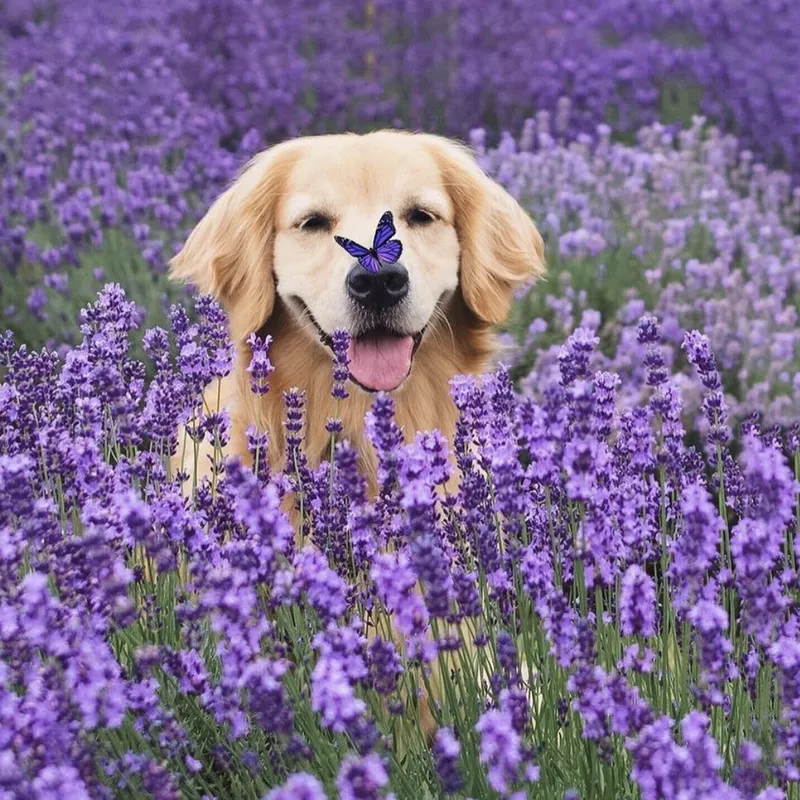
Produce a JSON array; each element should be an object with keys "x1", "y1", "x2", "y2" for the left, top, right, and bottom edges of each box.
[{"x1": 347, "y1": 335, "x2": 414, "y2": 391}]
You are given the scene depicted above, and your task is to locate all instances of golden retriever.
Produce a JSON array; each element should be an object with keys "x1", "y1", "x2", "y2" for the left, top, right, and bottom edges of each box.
[
  {"x1": 168, "y1": 129, "x2": 545, "y2": 742},
  {"x1": 169, "y1": 130, "x2": 544, "y2": 487}
]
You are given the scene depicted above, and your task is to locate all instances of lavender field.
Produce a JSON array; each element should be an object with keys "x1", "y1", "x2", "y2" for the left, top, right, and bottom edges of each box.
[{"x1": 1, "y1": 1, "x2": 799, "y2": 798}]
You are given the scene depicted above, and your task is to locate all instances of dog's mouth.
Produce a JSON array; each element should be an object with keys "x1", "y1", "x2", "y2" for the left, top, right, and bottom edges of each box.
[
  {"x1": 292, "y1": 299, "x2": 425, "y2": 393},
  {"x1": 345, "y1": 328, "x2": 425, "y2": 392}
]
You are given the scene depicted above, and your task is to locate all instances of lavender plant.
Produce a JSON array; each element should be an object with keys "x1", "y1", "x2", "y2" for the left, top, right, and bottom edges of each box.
[
  {"x1": 489, "y1": 115, "x2": 800, "y2": 430},
  {"x1": 1, "y1": 285, "x2": 798, "y2": 798},
  {"x1": 4, "y1": 0, "x2": 797, "y2": 165}
]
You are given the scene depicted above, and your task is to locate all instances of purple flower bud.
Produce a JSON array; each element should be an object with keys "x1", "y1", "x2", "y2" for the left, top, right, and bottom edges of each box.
[
  {"x1": 336, "y1": 753, "x2": 389, "y2": 800},
  {"x1": 433, "y1": 728, "x2": 463, "y2": 794},
  {"x1": 263, "y1": 772, "x2": 327, "y2": 800},
  {"x1": 619, "y1": 564, "x2": 657, "y2": 637},
  {"x1": 559, "y1": 327, "x2": 600, "y2": 386},
  {"x1": 475, "y1": 708, "x2": 524, "y2": 794},
  {"x1": 330, "y1": 329, "x2": 351, "y2": 400},
  {"x1": 246, "y1": 331, "x2": 274, "y2": 395},
  {"x1": 670, "y1": 481, "x2": 723, "y2": 613},
  {"x1": 367, "y1": 637, "x2": 403, "y2": 696},
  {"x1": 682, "y1": 331, "x2": 730, "y2": 448}
]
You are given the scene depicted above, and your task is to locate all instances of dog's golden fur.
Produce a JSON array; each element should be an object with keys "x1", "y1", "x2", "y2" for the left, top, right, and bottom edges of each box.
[
  {"x1": 170, "y1": 130, "x2": 544, "y2": 484},
  {"x1": 169, "y1": 129, "x2": 545, "y2": 741}
]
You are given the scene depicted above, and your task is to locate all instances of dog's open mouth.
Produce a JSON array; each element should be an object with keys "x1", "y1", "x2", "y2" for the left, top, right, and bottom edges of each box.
[
  {"x1": 293, "y1": 298, "x2": 424, "y2": 393},
  {"x1": 345, "y1": 329, "x2": 424, "y2": 392}
]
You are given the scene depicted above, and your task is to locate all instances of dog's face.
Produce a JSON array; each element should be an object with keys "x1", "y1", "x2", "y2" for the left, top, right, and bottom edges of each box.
[
  {"x1": 273, "y1": 136, "x2": 462, "y2": 391},
  {"x1": 170, "y1": 131, "x2": 545, "y2": 392}
]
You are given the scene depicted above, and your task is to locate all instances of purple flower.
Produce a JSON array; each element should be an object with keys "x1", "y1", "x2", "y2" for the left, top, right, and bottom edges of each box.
[
  {"x1": 371, "y1": 553, "x2": 430, "y2": 660},
  {"x1": 311, "y1": 655, "x2": 366, "y2": 734},
  {"x1": 310, "y1": 621, "x2": 369, "y2": 737},
  {"x1": 628, "y1": 711, "x2": 740, "y2": 799},
  {"x1": 433, "y1": 728, "x2": 463, "y2": 794},
  {"x1": 682, "y1": 331, "x2": 731, "y2": 449},
  {"x1": 26, "y1": 287, "x2": 49, "y2": 321},
  {"x1": 670, "y1": 481, "x2": 723, "y2": 613},
  {"x1": 592, "y1": 371, "x2": 621, "y2": 440},
  {"x1": 618, "y1": 644, "x2": 656, "y2": 675},
  {"x1": 732, "y1": 741, "x2": 767, "y2": 797},
  {"x1": 30, "y1": 766, "x2": 92, "y2": 799},
  {"x1": 637, "y1": 316, "x2": 668, "y2": 388},
  {"x1": 185, "y1": 754, "x2": 202, "y2": 774},
  {"x1": 767, "y1": 634, "x2": 800, "y2": 777},
  {"x1": 246, "y1": 331, "x2": 274, "y2": 395},
  {"x1": 264, "y1": 773, "x2": 327, "y2": 800},
  {"x1": 240, "y1": 657, "x2": 294, "y2": 736},
  {"x1": 491, "y1": 440, "x2": 526, "y2": 540},
  {"x1": 559, "y1": 327, "x2": 599, "y2": 385},
  {"x1": 732, "y1": 435, "x2": 798, "y2": 645},
  {"x1": 568, "y1": 666, "x2": 612, "y2": 740},
  {"x1": 365, "y1": 393, "x2": 404, "y2": 508},
  {"x1": 313, "y1": 619, "x2": 368, "y2": 684},
  {"x1": 367, "y1": 637, "x2": 403, "y2": 696},
  {"x1": 496, "y1": 631, "x2": 521, "y2": 687},
  {"x1": 605, "y1": 672, "x2": 654, "y2": 735},
  {"x1": 619, "y1": 564, "x2": 657, "y2": 637},
  {"x1": 500, "y1": 687, "x2": 531, "y2": 735},
  {"x1": 452, "y1": 568, "x2": 481, "y2": 620},
  {"x1": 336, "y1": 753, "x2": 390, "y2": 800},
  {"x1": 738, "y1": 434, "x2": 797, "y2": 528},
  {"x1": 475, "y1": 708, "x2": 524, "y2": 795},
  {"x1": 246, "y1": 425, "x2": 270, "y2": 480},
  {"x1": 293, "y1": 547, "x2": 347, "y2": 623},
  {"x1": 330, "y1": 329, "x2": 351, "y2": 400},
  {"x1": 686, "y1": 599, "x2": 737, "y2": 708},
  {"x1": 348, "y1": 503, "x2": 379, "y2": 568}
]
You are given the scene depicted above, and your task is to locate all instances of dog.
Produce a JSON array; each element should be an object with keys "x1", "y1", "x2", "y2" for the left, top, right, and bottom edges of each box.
[
  {"x1": 169, "y1": 129, "x2": 544, "y2": 488},
  {"x1": 169, "y1": 130, "x2": 545, "y2": 741}
]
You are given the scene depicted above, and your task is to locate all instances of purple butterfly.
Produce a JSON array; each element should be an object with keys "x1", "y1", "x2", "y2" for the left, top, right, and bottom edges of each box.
[{"x1": 334, "y1": 211, "x2": 403, "y2": 274}]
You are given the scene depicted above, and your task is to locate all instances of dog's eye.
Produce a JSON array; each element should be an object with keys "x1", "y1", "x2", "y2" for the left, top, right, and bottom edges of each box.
[
  {"x1": 407, "y1": 207, "x2": 436, "y2": 226},
  {"x1": 299, "y1": 214, "x2": 331, "y2": 233}
]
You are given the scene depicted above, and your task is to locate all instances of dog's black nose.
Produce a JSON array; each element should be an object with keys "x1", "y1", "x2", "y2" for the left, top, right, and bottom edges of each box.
[{"x1": 346, "y1": 261, "x2": 409, "y2": 310}]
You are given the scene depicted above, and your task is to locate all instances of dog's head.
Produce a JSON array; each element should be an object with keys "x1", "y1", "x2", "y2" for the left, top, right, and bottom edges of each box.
[{"x1": 170, "y1": 131, "x2": 545, "y2": 392}]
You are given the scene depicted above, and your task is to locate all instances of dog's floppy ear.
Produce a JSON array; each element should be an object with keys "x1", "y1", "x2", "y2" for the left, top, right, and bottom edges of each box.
[
  {"x1": 169, "y1": 141, "x2": 297, "y2": 342},
  {"x1": 424, "y1": 134, "x2": 545, "y2": 325}
]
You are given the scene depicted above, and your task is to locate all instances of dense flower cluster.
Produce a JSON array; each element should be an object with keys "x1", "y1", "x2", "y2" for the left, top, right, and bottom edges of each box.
[
  {"x1": 1, "y1": 284, "x2": 798, "y2": 797},
  {"x1": 490, "y1": 114, "x2": 800, "y2": 428},
  {"x1": 2, "y1": 2, "x2": 800, "y2": 797},
  {"x1": 3, "y1": 0, "x2": 798, "y2": 163}
]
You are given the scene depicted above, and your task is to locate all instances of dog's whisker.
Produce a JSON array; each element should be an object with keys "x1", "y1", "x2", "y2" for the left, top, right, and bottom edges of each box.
[
  {"x1": 297, "y1": 317, "x2": 323, "y2": 339},
  {"x1": 291, "y1": 305, "x2": 328, "y2": 341},
  {"x1": 428, "y1": 305, "x2": 456, "y2": 356}
]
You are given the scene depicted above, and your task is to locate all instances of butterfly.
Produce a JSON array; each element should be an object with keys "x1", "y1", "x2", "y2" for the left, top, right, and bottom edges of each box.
[{"x1": 334, "y1": 210, "x2": 403, "y2": 274}]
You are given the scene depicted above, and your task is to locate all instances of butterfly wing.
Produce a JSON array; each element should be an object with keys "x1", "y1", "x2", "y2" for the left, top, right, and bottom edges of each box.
[
  {"x1": 335, "y1": 235, "x2": 382, "y2": 273},
  {"x1": 372, "y1": 211, "x2": 397, "y2": 250},
  {"x1": 335, "y1": 236, "x2": 371, "y2": 260},
  {"x1": 358, "y1": 252, "x2": 383, "y2": 274},
  {"x1": 375, "y1": 239, "x2": 403, "y2": 265},
  {"x1": 372, "y1": 211, "x2": 403, "y2": 265}
]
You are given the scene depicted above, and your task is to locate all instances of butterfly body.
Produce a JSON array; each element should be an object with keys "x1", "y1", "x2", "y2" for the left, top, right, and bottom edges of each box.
[{"x1": 335, "y1": 210, "x2": 403, "y2": 273}]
